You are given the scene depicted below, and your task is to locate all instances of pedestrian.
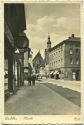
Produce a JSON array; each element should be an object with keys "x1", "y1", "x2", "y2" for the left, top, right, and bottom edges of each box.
[
  {"x1": 32, "y1": 74, "x2": 36, "y2": 86},
  {"x1": 28, "y1": 73, "x2": 31, "y2": 86}
]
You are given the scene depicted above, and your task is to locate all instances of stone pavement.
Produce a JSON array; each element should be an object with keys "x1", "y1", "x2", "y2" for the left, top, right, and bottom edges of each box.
[
  {"x1": 41, "y1": 78, "x2": 81, "y2": 92},
  {"x1": 5, "y1": 82, "x2": 80, "y2": 115}
]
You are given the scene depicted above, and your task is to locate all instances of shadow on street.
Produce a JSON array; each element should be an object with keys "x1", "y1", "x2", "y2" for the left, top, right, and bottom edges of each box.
[{"x1": 42, "y1": 82, "x2": 81, "y2": 107}]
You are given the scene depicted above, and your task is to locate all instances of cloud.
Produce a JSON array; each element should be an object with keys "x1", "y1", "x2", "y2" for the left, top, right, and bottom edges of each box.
[
  {"x1": 50, "y1": 33, "x2": 67, "y2": 47},
  {"x1": 27, "y1": 15, "x2": 80, "y2": 36},
  {"x1": 37, "y1": 16, "x2": 55, "y2": 26},
  {"x1": 25, "y1": 15, "x2": 80, "y2": 58}
]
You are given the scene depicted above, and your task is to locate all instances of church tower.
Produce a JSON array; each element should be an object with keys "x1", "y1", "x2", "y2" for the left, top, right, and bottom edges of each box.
[
  {"x1": 45, "y1": 34, "x2": 51, "y2": 65},
  {"x1": 47, "y1": 34, "x2": 51, "y2": 50}
]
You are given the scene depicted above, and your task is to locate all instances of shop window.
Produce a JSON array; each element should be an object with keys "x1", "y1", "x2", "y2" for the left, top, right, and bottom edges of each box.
[{"x1": 72, "y1": 72, "x2": 76, "y2": 80}]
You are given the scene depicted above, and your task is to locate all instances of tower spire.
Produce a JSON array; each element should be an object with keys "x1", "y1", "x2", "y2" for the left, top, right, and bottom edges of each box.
[
  {"x1": 48, "y1": 33, "x2": 50, "y2": 40},
  {"x1": 47, "y1": 33, "x2": 51, "y2": 49}
]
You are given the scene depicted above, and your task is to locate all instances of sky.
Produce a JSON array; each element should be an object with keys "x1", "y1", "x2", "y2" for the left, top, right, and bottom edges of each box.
[{"x1": 25, "y1": 3, "x2": 80, "y2": 59}]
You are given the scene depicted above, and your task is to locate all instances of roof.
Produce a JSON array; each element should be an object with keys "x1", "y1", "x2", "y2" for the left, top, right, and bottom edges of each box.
[
  {"x1": 50, "y1": 35, "x2": 80, "y2": 51},
  {"x1": 33, "y1": 51, "x2": 45, "y2": 67},
  {"x1": 33, "y1": 51, "x2": 43, "y2": 61}
]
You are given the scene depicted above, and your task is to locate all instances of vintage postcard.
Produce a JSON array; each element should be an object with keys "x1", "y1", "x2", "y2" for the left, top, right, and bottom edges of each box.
[
  {"x1": 0, "y1": 0, "x2": 84, "y2": 124},
  {"x1": 0, "y1": 123, "x2": 84, "y2": 125}
]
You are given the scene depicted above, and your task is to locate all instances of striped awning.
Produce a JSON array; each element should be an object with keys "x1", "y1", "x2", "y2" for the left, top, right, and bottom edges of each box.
[
  {"x1": 53, "y1": 71, "x2": 59, "y2": 75},
  {"x1": 50, "y1": 71, "x2": 54, "y2": 75}
]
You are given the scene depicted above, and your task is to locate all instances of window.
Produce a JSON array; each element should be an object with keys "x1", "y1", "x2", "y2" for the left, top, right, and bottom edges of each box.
[
  {"x1": 76, "y1": 49, "x2": 79, "y2": 53},
  {"x1": 61, "y1": 45, "x2": 63, "y2": 50},
  {"x1": 70, "y1": 58, "x2": 73, "y2": 64},
  {"x1": 70, "y1": 49, "x2": 73, "y2": 54},
  {"x1": 76, "y1": 58, "x2": 79, "y2": 64}
]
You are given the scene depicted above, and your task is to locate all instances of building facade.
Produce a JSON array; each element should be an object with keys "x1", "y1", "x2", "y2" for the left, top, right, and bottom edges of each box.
[
  {"x1": 33, "y1": 51, "x2": 45, "y2": 73},
  {"x1": 4, "y1": 4, "x2": 29, "y2": 98},
  {"x1": 45, "y1": 34, "x2": 80, "y2": 80}
]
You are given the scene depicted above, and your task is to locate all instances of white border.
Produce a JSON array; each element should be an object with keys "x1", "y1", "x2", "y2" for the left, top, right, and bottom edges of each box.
[{"x1": 0, "y1": 0, "x2": 83, "y2": 124}]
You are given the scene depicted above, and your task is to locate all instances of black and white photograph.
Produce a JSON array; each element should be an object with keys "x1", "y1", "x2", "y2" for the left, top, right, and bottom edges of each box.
[
  {"x1": 3, "y1": 123, "x2": 83, "y2": 125},
  {"x1": 2, "y1": 123, "x2": 84, "y2": 125},
  {"x1": 4, "y1": 2, "x2": 81, "y2": 115}
]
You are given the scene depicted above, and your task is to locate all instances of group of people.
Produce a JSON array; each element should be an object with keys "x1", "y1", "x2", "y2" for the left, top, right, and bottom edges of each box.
[{"x1": 28, "y1": 74, "x2": 36, "y2": 86}]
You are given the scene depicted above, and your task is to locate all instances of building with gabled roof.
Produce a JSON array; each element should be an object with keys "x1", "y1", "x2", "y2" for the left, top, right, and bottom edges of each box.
[{"x1": 32, "y1": 51, "x2": 45, "y2": 73}]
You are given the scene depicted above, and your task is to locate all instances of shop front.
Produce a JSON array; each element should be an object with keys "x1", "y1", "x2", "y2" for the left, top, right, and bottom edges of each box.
[{"x1": 4, "y1": 4, "x2": 29, "y2": 100}]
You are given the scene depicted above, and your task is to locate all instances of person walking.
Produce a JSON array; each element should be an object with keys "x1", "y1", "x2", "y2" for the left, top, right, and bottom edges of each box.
[
  {"x1": 28, "y1": 73, "x2": 31, "y2": 86},
  {"x1": 32, "y1": 74, "x2": 36, "y2": 86}
]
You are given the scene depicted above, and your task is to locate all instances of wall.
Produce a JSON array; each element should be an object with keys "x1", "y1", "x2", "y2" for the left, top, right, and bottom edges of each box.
[{"x1": 49, "y1": 43, "x2": 65, "y2": 71}]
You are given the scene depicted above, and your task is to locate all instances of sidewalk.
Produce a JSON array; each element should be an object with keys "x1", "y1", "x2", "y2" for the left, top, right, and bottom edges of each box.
[
  {"x1": 5, "y1": 82, "x2": 80, "y2": 115},
  {"x1": 41, "y1": 78, "x2": 81, "y2": 92}
]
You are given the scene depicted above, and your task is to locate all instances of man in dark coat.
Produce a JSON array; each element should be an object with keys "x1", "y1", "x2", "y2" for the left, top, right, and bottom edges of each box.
[
  {"x1": 28, "y1": 73, "x2": 31, "y2": 86},
  {"x1": 32, "y1": 74, "x2": 36, "y2": 86}
]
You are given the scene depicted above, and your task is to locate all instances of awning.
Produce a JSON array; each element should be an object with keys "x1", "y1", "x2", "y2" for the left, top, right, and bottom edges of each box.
[
  {"x1": 53, "y1": 71, "x2": 58, "y2": 75},
  {"x1": 57, "y1": 72, "x2": 59, "y2": 74},
  {"x1": 50, "y1": 71, "x2": 54, "y2": 75}
]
